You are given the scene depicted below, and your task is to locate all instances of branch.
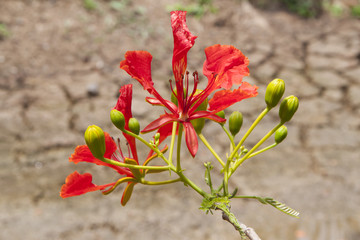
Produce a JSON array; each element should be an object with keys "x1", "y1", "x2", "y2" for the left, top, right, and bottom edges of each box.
[{"x1": 215, "y1": 205, "x2": 262, "y2": 240}]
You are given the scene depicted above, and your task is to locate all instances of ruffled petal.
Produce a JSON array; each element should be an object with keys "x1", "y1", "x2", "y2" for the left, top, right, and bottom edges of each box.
[
  {"x1": 183, "y1": 122, "x2": 198, "y2": 157},
  {"x1": 120, "y1": 51, "x2": 154, "y2": 94},
  {"x1": 113, "y1": 85, "x2": 138, "y2": 161},
  {"x1": 69, "y1": 132, "x2": 131, "y2": 176},
  {"x1": 114, "y1": 84, "x2": 133, "y2": 122},
  {"x1": 208, "y1": 82, "x2": 258, "y2": 112},
  {"x1": 203, "y1": 44, "x2": 250, "y2": 90},
  {"x1": 171, "y1": 11, "x2": 197, "y2": 82},
  {"x1": 141, "y1": 114, "x2": 177, "y2": 133},
  {"x1": 60, "y1": 171, "x2": 115, "y2": 198}
]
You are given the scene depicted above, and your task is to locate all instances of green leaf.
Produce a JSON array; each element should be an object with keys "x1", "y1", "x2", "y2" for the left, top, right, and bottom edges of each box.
[
  {"x1": 259, "y1": 197, "x2": 300, "y2": 218},
  {"x1": 200, "y1": 197, "x2": 230, "y2": 214}
]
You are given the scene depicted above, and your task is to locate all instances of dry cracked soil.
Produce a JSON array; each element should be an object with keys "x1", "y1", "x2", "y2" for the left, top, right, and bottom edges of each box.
[{"x1": 1, "y1": 0, "x2": 360, "y2": 239}]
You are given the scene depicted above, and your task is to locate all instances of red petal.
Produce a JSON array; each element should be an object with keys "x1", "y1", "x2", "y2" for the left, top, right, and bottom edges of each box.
[
  {"x1": 113, "y1": 85, "x2": 138, "y2": 161},
  {"x1": 208, "y1": 82, "x2": 258, "y2": 112},
  {"x1": 203, "y1": 44, "x2": 250, "y2": 90},
  {"x1": 183, "y1": 122, "x2": 198, "y2": 157},
  {"x1": 69, "y1": 133, "x2": 131, "y2": 176},
  {"x1": 141, "y1": 114, "x2": 177, "y2": 133},
  {"x1": 120, "y1": 51, "x2": 154, "y2": 94},
  {"x1": 189, "y1": 110, "x2": 226, "y2": 123},
  {"x1": 146, "y1": 97, "x2": 178, "y2": 113},
  {"x1": 114, "y1": 84, "x2": 133, "y2": 122},
  {"x1": 171, "y1": 11, "x2": 197, "y2": 81},
  {"x1": 60, "y1": 171, "x2": 115, "y2": 198}
]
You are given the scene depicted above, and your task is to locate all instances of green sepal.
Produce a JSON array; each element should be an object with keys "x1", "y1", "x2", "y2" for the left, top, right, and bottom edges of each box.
[
  {"x1": 102, "y1": 177, "x2": 135, "y2": 195},
  {"x1": 121, "y1": 182, "x2": 136, "y2": 206},
  {"x1": 125, "y1": 158, "x2": 143, "y2": 179}
]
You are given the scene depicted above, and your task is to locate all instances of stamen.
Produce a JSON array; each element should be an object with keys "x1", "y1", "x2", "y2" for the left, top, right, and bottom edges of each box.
[
  {"x1": 189, "y1": 71, "x2": 199, "y2": 99},
  {"x1": 169, "y1": 79, "x2": 177, "y2": 98},
  {"x1": 184, "y1": 71, "x2": 190, "y2": 102},
  {"x1": 117, "y1": 138, "x2": 125, "y2": 160},
  {"x1": 126, "y1": 141, "x2": 132, "y2": 159}
]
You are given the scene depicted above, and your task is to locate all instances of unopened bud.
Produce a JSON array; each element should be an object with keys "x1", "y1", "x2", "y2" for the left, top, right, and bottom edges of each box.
[
  {"x1": 84, "y1": 125, "x2": 106, "y2": 159},
  {"x1": 275, "y1": 126, "x2": 287, "y2": 144},
  {"x1": 215, "y1": 111, "x2": 226, "y2": 126},
  {"x1": 279, "y1": 95, "x2": 299, "y2": 123},
  {"x1": 154, "y1": 133, "x2": 160, "y2": 141},
  {"x1": 110, "y1": 109, "x2": 125, "y2": 130},
  {"x1": 229, "y1": 111, "x2": 243, "y2": 136},
  {"x1": 128, "y1": 118, "x2": 140, "y2": 135},
  {"x1": 265, "y1": 78, "x2": 285, "y2": 109}
]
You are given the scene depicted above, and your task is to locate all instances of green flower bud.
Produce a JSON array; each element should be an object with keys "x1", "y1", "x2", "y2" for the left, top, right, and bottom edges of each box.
[
  {"x1": 128, "y1": 117, "x2": 140, "y2": 135},
  {"x1": 154, "y1": 133, "x2": 160, "y2": 141},
  {"x1": 275, "y1": 125, "x2": 287, "y2": 144},
  {"x1": 279, "y1": 95, "x2": 299, "y2": 123},
  {"x1": 215, "y1": 111, "x2": 226, "y2": 126},
  {"x1": 84, "y1": 125, "x2": 106, "y2": 159},
  {"x1": 265, "y1": 78, "x2": 285, "y2": 109},
  {"x1": 110, "y1": 109, "x2": 125, "y2": 130},
  {"x1": 229, "y1": 111, "x2": 243, "y2": 136}
]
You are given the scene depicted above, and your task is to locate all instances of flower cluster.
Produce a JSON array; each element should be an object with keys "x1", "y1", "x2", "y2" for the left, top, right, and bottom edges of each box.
[
  {"x1": 61, "y1": 11, "x2": 257, "y2": 203},
  {"x1": 60, "y1": 10, "x2": 299, "y2": 238}
]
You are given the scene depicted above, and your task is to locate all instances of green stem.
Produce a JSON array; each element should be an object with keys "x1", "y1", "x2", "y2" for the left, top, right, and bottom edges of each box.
[
  {"x1": 168, "y1": 122, "x2": 178, "y2": 166},
  {"x1": 176, "y1": 124, "x2": 184, "y2": 172},
  {"x1": 173, "y1": 123, "x2": 210, "y2": 198},
  {"x1": 198, "y1": 133, "x2": 225, "y2": 167},
  {"x1": 142, "y1": 178, "x2": 181, "y2": 185},
  {"x1": 103, "y1": 158, "x2": 170, "y2": 171},
  {"x1": 229, "y1": 108, "x2": 269, "y2": 161},
  {"x1": 176, "y1": 170, "x2": 210, "y2": 198},
  {"x1": 232, "y1": 195, "x2": 260, "y2": 199},
  {"x1": 247, "y1": 143, "x2": 277, "y2": 159},
  {"x1": 123, "y1": 129, "x2": 170, "y2": 165},
  {"x1": 222, "y1": 125, "x2": 236, "y2": 150},
  {"x1": 230, "y1": 122, "x2": 283, "y2": 175}
]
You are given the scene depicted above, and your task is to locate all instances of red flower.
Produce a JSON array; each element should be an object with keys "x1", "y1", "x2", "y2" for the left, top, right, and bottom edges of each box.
[
  {"x1": 120, "y1": 11, "x2": 258, "y2": 157},
  {"x1": 60, "y1": 132, "x2": 136, "y2": 205},
  {"x1": 60, "y1": 85, "x2": 158, "y2": 206}
]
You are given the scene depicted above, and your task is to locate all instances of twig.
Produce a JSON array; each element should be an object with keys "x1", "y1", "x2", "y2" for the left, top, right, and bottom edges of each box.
[{"x1": 215, "y1": 205, "x2": 262, "y2": 240}]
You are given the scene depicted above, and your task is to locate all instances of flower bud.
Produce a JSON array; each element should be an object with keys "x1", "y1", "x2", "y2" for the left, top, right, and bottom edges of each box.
[
  {"x1": 154, "y1": 133, "x2": 160, "y2": 141},
  {"x1": 128, "y1": 117, "x2": 140, "y2": 135},
  {"x1": 265, "y1": 78, "x2": 285, "y2": 109},
  {"x1": 229, "y1": 111, "x2": 243, "y2": 136},
  {"x1": 279, "y1": 95, "x2": 299, "y2": 123},
  {"x1": 275, "y1": 125, "x2": 287, "y2": 144},
  {"x1": 84, "y1": 125, "x2": 106, "y2": 159},
  {"x1": 215, "y1": 111, "x2": 226, "y2": 126},
  {"x1": 110, "y1": 109, "x2": 125, "y2": 130}
]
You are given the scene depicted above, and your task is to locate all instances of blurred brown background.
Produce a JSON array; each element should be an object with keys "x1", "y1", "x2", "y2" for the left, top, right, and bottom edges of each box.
[{"x1": 1, "y1": 0, "x2": 360, "y2": 239}]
